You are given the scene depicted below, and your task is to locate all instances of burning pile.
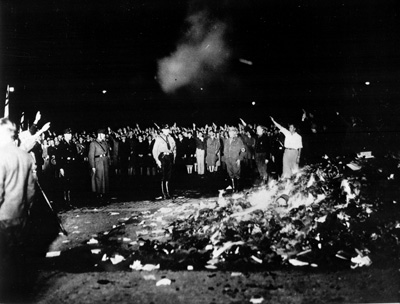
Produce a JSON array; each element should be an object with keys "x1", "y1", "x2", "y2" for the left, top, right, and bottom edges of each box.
[
  {"x1": 128, "y1": 154, "x2": 400, "y2": 271},
  {"x1": 62, "y1": 154, "x2": 400, "y2": 272}
]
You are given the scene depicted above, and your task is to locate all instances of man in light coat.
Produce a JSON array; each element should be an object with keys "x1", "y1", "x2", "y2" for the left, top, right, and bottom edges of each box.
[
  {"x1": 0, "y1": 117, "x2": 36, "y2": 300},
  {"x1": 223, "y1": 126, "x2": 246, "y2": 192}
]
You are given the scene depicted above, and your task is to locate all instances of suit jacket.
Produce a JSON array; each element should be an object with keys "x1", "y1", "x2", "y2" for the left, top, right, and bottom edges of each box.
[{"x1": 0, "y1": 143, "x2": 36, "y2": 222}]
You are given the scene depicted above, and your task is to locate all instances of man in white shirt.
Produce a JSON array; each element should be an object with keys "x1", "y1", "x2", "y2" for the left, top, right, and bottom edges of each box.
[
  {"x1": 152, "y1": 124, "x2": 176, "y2": 199},
  {"x1": 270, "y1": 116, "x2": 302, "y2": 178}
]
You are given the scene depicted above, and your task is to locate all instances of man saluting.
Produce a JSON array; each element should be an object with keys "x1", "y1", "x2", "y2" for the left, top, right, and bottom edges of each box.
[{"x1": 270, "y1": 116, "x2": 302, "y2": 179}]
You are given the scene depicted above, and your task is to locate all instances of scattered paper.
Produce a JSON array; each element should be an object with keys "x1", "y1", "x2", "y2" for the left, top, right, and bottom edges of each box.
[
  {"x1": 142, "y1": 264, "x2": 160, "y2": 271},
  {"x1": 251, "y1": 256, "x2": 263, "y2": 264},
  {"x1": 110, "y1": 254, "x2": 125, "y2": 265},
  {"x1": 205, "y1": 265, "x2": 217, "y2": 270},
  {"x1": 87, "y1": 238, "x2": 98, "y2": 244},
  {"x1": 351, "y1": 254, "x2": 372, "y2": 269},
  {"x1": 250, "y1": 296, "x2": 264, "y2": 304},
  {"x1": 142, "y1": 274, "x2": 156, "y2": 280},
  {"x1": 46, "y1": 251, "x2": 61, "y2": 258},
  {"x1": 130, "y1": 260, "x2": 143, "y2": 270},
  {"x1": 288, "y1": 259, "x2": 309, "y2": 266},
  {"x1": 347, "y1": 162, "x2": 361, "y2": 171},
  {"x1": 156, "y1": 278, "x2": 171, "y2": 286}
]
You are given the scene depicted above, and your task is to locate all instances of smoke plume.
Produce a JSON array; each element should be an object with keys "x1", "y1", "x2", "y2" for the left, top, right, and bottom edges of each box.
[{"x1": 157, "y1": 11, "x2": 231, "y2": 93}]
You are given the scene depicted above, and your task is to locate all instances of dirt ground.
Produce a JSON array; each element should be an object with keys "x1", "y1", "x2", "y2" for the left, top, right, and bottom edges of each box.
[{"x1": 7, "y1": 172, "x2": 400, "y2": 303}]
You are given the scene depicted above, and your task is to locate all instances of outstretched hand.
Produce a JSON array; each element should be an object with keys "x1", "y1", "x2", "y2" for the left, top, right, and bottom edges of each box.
[
  {"x1": 41, "y1": 122, "x2": 51, "y2": 132},
  {"x1": 34, "y1": 111, "x2": 41, "y2": 124}
]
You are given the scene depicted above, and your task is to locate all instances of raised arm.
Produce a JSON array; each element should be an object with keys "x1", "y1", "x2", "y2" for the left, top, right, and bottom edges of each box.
[{"x1": 270, "y1": 116, "x2": 284, "y2": 131}]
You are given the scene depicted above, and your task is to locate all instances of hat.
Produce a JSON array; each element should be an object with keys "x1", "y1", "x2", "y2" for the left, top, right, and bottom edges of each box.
[
  {"x1": 63, "y1": 128, "x2": 72, "y2": 134},
  {"x1": 97, "y1": 128, "x2": 106, "y2": 134}
]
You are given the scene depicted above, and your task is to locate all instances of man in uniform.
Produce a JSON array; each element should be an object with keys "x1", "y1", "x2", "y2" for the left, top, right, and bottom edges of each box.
[
  {"x1": 0, "y1": 118, "x2": 36, "y2": 300},
  {"x1": 88, "y1": 128, "x2": 110, "y2": 201},
  {"x1": 223, "y1": 126, "x2": 246, "y2": 192},
  {"x1": 254, "y1": 125, "x2": 272, "y2": 184},
  {"x1": 152, "y1": 124, "x2": 176, "y2": 199},
  {"x1": 57, "y1": 128, "x2": 79, "y2": 206}
]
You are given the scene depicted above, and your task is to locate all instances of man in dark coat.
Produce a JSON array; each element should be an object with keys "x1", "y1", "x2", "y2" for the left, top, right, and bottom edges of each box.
[
  {"x1": 57, "y1": 128, "x2": 79, "y2": 205},
  {"x1": 88, "y1": 128, "x2": 110, "y2": 201},
  {"x1": 254, "y1": 125, "x2": 272, "y2": 184}
]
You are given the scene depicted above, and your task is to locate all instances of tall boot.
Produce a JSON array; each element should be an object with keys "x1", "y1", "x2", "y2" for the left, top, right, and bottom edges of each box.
[
  {"x1": 231, "y1": 178, "x2": 236, "y2": 192},
  {"x1": 235, "y1": 178, "x2": 240, "y2": 192},
  {"x1": 161, "y1": 181, "x2": 167, "y2": 199},
  {"x1": 165, "y1": 181, "x2": 171, "y2": 199},
  {"x1": 64, "y1": 190, "x2": 72, "y2": 208}
]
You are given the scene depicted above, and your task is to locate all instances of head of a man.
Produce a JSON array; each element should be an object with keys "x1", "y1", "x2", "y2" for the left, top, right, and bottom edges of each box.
[
  {"x1": 161, "y1": 124, "x2": 170, "y2": 136},
  {"x1": 63, "y1": 128, "x2": 72, "y2": 141},
  {"x1": 256, "y1": 125, "x2": 265, "y2": 136},
  {"x1": 289, "y1": 124, "x2": 296, "y2": 135},
  {"x1": 209, "y1": 130, "x2": 215, "y2": 138},
  {"x1": 228, "y1": 126, "x2": 238, "y2": 138},
  {"x1": 97, "y1": 128, "x2": 106, "y2": 141},
  {"x1": 0, "y1": 118, "x2": 17, "y2": 145}
]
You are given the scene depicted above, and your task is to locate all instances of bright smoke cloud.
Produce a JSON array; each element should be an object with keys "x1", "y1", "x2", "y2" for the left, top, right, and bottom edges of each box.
[{"x1": 157, "y1": 11, "x2": 231, "y2": 93}]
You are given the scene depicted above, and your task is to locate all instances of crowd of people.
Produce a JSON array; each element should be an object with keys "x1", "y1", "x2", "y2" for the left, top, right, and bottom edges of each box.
[
  {"x1": 8, "y1": 107, "x2": 379, "y2": 207},
  {"x1": 23, "y1": 118, "x2": 286, "y2": 203},
  {"x1": 15, "y1": 109, "x2": 381, "y2": 204}
]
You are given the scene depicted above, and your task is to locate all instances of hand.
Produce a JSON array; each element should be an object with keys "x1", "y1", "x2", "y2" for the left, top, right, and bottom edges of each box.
[
  {"x1": 301, "y1": 110, "x2": 307, "y2": 121},
  {"x1": 34, "y1": 111, "x2": 41, "y2": 124},
  {"x1": 41, "y1": 122, "x2": 51, "y2": 132},
  {"x1": 59, "y1": 168, "x2": 64, "y2": 177},
  {"x1": 270, "y1": 116, "x2": 274, "y2": 122},
  {"x1": 296, "y1": 157, "x2": 300, "y2": 164},
  {"x1": 236, "y1": 159, "x2": 240, "y2": 166},
  {"x1": 265, "y1": 159, "x2": 269, "y2": 164},
  {"x1": 156, "y1": 160, "x2": 162, "y2": 168}
]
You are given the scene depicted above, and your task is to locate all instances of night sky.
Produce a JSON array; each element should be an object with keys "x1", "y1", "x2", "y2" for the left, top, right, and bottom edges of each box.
[{"x1": 1, "y1": 0, "x2": 400, "y2": 132}]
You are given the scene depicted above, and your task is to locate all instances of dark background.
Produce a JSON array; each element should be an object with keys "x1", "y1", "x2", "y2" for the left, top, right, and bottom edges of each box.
[{"x1": 1, "y1": 0, "x2": 400, "y2": 133}]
